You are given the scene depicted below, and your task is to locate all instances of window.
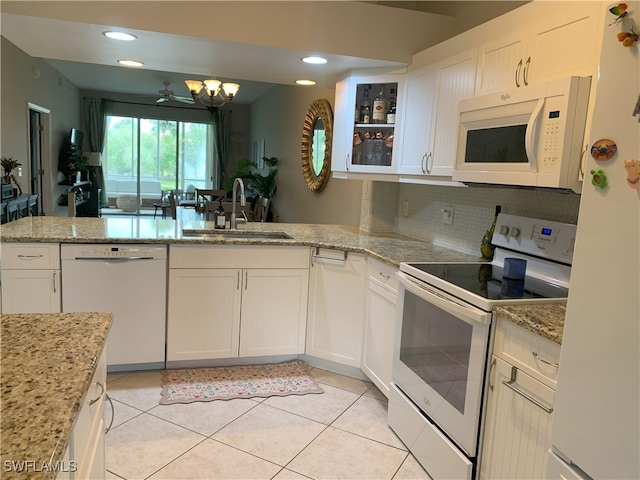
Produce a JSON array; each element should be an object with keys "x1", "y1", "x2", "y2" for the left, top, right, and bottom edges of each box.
[{"x1": 103, "y1": 115, "x2": 215, "y2": 208}]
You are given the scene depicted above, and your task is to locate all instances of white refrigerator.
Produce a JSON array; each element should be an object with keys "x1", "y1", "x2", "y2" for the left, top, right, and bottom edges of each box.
[{"x1": 547, "y1": 1, "x2": 640, "y2": 479}]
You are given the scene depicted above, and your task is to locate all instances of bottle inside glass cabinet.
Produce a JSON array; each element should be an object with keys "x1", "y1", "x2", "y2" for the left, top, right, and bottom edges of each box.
[
  {"x1": 372, "y1": 85, "x2": 388, "y2": 123},
  {"x1": 351, "y1": 82, "x2": 397, "y2": 168}
]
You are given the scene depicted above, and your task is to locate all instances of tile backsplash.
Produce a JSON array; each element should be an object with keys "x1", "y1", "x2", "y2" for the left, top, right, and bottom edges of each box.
[{"x1": 361, "y1": 181, "x2": 581, "y2": 257}]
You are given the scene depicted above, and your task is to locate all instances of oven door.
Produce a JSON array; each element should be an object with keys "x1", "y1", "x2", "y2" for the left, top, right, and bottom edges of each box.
[{"x1": 393, "y1": 271, "x2": 492, "y2": 457}]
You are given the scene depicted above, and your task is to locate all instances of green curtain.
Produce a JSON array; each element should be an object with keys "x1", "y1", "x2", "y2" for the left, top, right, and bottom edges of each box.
[
  {"x1": 83, "y1": 97, "x2": 108, "y2": 207},
  {"x1": 210, "y1": 107, "x2": 231, "y2": 190}
]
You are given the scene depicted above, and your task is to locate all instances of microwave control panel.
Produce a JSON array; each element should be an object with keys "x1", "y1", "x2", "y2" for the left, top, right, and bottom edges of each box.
[{"x1": 492, "y1": 213, "x2": 577, "y2": 264}]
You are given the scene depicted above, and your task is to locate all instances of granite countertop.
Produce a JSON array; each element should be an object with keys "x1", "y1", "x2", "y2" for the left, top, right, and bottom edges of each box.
[
  {"x1": 493, "y1": 303, "x2": 566, "y2": 344},
  {"x1": 0, "y1": 312, "x2": 113, "y2": 480},
  {"x1": 0, "y1": 217, "x2": 480, "y2": 267}
]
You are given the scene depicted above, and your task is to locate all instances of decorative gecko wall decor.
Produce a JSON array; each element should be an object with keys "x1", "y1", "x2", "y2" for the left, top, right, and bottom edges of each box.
[{"x1": 624, "y1": 158, "x2": 640, "y2": 189}]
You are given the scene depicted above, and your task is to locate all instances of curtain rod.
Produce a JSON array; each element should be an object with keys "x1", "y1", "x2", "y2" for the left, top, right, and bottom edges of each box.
[{"x1": 87, "y1": 97, "x2": 232, "y2": 114}]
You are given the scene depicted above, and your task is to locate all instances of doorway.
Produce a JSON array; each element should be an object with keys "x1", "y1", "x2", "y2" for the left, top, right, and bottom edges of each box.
[{"x1": 28, "y1": 103, "x2": 51, "y2": 215}]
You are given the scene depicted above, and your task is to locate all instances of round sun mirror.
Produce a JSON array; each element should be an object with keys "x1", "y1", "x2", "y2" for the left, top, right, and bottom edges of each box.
[{"x1": 302, "y1": 99, "x2": 333, "y2": 192}]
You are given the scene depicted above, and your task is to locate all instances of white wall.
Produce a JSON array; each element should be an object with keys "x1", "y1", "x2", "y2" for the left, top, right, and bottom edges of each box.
[
  {"x1": 1, "y1": 37, "x2": 81, "y2": 216},
  {"x1": 250, "y1": 84, "x2": 362, "y2": 225}
]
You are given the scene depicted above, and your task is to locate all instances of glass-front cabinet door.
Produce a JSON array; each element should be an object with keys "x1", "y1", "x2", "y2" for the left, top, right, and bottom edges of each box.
[{"x1": 332, "y1": 74, "x2": 403, "y2": 175}]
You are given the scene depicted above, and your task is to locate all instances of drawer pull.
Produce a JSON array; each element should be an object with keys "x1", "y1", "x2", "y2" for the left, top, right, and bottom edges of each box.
[
  {"x1": 379, "y1": 272, "x2": 390, "y2": 280},
  {"x1": 89, "y1": 381, "x2": 105, "y2": 406},
  {"x1": 532, "y1": 351, "x2": 559, "y2": 368},
  {"x1": 312, "y1": 248, "x2": 348, "y2": 263},
  {"x1": 17, "y1": 254, "x2": 44, "y2": 260},
  {"x1": 503, "y1": 366, "x2": 553, "y2": 414}
]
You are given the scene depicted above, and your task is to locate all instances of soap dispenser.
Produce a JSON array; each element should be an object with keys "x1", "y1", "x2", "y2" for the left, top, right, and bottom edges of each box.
[{"x1": 214, "y1": 200, "x2": 226, "y2": 229}]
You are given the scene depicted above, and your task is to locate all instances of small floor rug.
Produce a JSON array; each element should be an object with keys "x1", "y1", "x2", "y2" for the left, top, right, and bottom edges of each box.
[{"x1": 160, "y1": 360, "x2": 324, "y2": 405}]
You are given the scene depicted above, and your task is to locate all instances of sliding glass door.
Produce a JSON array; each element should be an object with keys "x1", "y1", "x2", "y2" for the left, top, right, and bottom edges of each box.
[{"x1": 103, "y1": 115, "x2": 214, "y2": 215}]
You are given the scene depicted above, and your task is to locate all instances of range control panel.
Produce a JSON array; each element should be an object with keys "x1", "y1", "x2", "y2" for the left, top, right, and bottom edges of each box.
[{"x1": 492, "y1": 213, "x2": 577, "y2": 264}]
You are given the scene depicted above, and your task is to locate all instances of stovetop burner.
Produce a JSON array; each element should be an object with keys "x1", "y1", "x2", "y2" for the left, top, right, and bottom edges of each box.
[{"x1": 407, "y1": 262, "x2": 569, "y2": 301}]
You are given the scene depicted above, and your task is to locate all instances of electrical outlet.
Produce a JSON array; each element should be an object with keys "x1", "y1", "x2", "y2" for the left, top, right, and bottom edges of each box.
[
  {"x1": 442, "y1": 207, "x2": 453, "y2": 225},
  {"x1": 402, "y1": 200, "x2": 409, "y2": 217}
]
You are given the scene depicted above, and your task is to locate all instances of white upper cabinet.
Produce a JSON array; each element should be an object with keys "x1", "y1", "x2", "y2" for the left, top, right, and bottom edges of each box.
[
  {"x1": 475, "y1": 4, "x2": 602, "y2": 95},
  {"x1": 397, "y1": 48, "x2": 477, "y2": 178},
  {"x1": 396, "y1": 65, "x2": 438, "y2": 176},
  {"x1": 331, "y1": 74, "x2": 404, "y2": 175},
  {"x1": 431, "y1": 49, "x2": 478, "y2": 177}
]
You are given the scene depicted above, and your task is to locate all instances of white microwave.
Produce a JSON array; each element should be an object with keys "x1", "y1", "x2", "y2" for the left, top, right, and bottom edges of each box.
[{"x1": 453, "y1": 76, "x2": 591, "y2": 192}]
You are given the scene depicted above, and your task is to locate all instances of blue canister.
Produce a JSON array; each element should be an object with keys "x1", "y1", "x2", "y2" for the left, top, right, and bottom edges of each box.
[{"x1": 503, "y1": 258, "x2": 527, "y2": 279}]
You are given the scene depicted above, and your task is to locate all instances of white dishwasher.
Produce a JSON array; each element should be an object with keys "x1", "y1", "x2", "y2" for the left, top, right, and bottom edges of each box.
[{"x1": 61, "y1": 244, "x2": 167, "y2": 371}]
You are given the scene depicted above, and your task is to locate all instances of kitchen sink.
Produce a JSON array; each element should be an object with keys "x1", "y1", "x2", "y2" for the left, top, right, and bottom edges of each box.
[{"x1": 182, "y1": 229, "x2": 293, "y2": 240}]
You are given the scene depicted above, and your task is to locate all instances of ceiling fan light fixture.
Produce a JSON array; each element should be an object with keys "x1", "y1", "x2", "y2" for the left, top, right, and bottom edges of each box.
[
  {"x1": 104, "y1": 31, "x2": 137, "y2": 41},
  {"x1": 118, "y1": 59, "x2": 144, "y2": 67}
]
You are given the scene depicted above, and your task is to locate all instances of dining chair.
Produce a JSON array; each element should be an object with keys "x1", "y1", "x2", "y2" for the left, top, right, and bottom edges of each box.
[
  {"x1": 27, "y1": 194, "x2": 39, "y2": 216},
  {"x1": 195, "y1": 189, "x2": 226, "y2": 213},
  {"x1": 168, "y1": 191, "x2": 177, "y2": 220}
]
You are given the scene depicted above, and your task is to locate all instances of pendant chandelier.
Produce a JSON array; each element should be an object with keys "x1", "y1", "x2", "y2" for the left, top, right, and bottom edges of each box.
[{"x1": 184, "y1": 78, "x2": 240, "y2": 109}]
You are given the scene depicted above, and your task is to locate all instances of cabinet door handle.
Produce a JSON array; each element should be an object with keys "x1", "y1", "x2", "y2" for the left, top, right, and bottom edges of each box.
[
  {"x1": 579, "y1": 143, "x2": 588, "y2": 179},
  {"x1": 52, "y1": 271, "x2": 58, "y2": 293},
  {"x1": 502, "y1": 366, "x2": 553, "y2": 413},
  {"x1": 515, "y1": 59, "x2": 523, "y2": 88},
  {"x1": 421, "y1": 153, "x2": 428, "y2": 173},
  {"x1": 346, "y1": 154, "x2": 350, "y2": 172},
  {"x1": 89, "y1": 381, "x2": 104, "y2": 406},
  {"x1": 523, "y1": 56, "x2": 531, "y2": 86},
  {"x1": 237, "y1": 270, "x2": 240, "y2": 290},
  {"x1": 244, "y1": 271, "x2": 248, "y2": 290},
  {"x1": 488, "y1": 357, "x2": 497, "y2": 392},
  {"x1": 425, "y1": 153, "x2": 433, "y2": 174},
  {"x1": 532, "y1": 351, "x2": 559, "y2": 368}
]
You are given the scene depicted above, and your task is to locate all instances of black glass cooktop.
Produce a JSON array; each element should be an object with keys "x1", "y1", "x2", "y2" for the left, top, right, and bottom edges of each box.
[{"x1": 407, "y1": 263, "x2": 569, "y2": 300}]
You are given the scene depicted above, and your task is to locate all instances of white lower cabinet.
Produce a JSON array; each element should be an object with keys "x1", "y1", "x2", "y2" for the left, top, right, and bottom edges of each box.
[
  {"x1": 167, "y1": 245, "x2": 309, "y2": 362},
  {"x1": 306, "y1": 248, "x2": 366, "y2": 367},
  {"x1": 1, "y1": 243, "x2": 61, "y2": 313},
  {"x1": 64, "y1": 349, "x2": 107, "y2": 480},
  {"x1": 480, "y1": 317, "x2": 560, "y2": 479},
  {"x1": 361, "y1": 258, "x2": 398, "y2": 397}
]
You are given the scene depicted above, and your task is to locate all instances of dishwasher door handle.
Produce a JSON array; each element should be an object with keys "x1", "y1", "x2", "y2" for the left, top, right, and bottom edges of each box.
[{"x1": 73, "y1": 256, "x2": 155, "y2": 262}]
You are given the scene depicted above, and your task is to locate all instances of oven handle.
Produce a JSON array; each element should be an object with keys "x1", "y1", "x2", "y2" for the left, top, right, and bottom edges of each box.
[{"x1": 397, "y1": 271, "x2": 492, "y2": 326}]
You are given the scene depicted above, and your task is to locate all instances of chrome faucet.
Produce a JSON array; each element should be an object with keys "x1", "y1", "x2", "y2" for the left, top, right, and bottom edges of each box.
[{"x1": 230, "y1": 177, "x2": 246, "y2": 230}]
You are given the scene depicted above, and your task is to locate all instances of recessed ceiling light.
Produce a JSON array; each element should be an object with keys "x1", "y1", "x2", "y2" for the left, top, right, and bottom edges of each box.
[
  {"x1": 118, "y1": 59, "x2": 144, "y2": 67},
  {"x1": 302, "y1": 56, "x2": 327, "y2": 65},
  {"x1": 296, "y1": 79, "x2": 316, "y2": 86},
  {"x1": 104, "y1": 31, "x2": 137, "y2": 41}
]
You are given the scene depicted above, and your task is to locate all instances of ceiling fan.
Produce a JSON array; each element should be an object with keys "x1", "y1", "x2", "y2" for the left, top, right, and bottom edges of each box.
[{"x1": 156, "y1": 81, "x2": 194, "y2": 104}]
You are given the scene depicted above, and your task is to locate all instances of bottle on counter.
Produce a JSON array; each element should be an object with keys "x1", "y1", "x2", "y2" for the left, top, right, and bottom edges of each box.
[
  {"x1": 480, "y1": 205, "x2": 501, "y2": 260},
  {"x1": 372, "y1": 85, "x2": 388, "y2": 123},
  {"x1": 214, "y1": 200, "x2": 226, "y2": 229}
]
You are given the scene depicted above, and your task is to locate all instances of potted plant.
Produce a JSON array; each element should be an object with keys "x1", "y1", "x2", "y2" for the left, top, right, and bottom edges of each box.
[
  {"x1": 58, "y1": 142, "x2": 89, "y2": 183},
  {"x1": 225, "y1": 156, "x2": 278, "y2": 201},
  {"x1": 1, "y1": 156, "x2": 21, "y2": 178},
  {"x1": 1, "y1": 156, "x2": 23, "y2": 195}
]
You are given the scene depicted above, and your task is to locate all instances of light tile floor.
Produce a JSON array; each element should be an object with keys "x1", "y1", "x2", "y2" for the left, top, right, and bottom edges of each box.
[{"x1": 105, "y1": 367, "x2": 431, "y2": 480}]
